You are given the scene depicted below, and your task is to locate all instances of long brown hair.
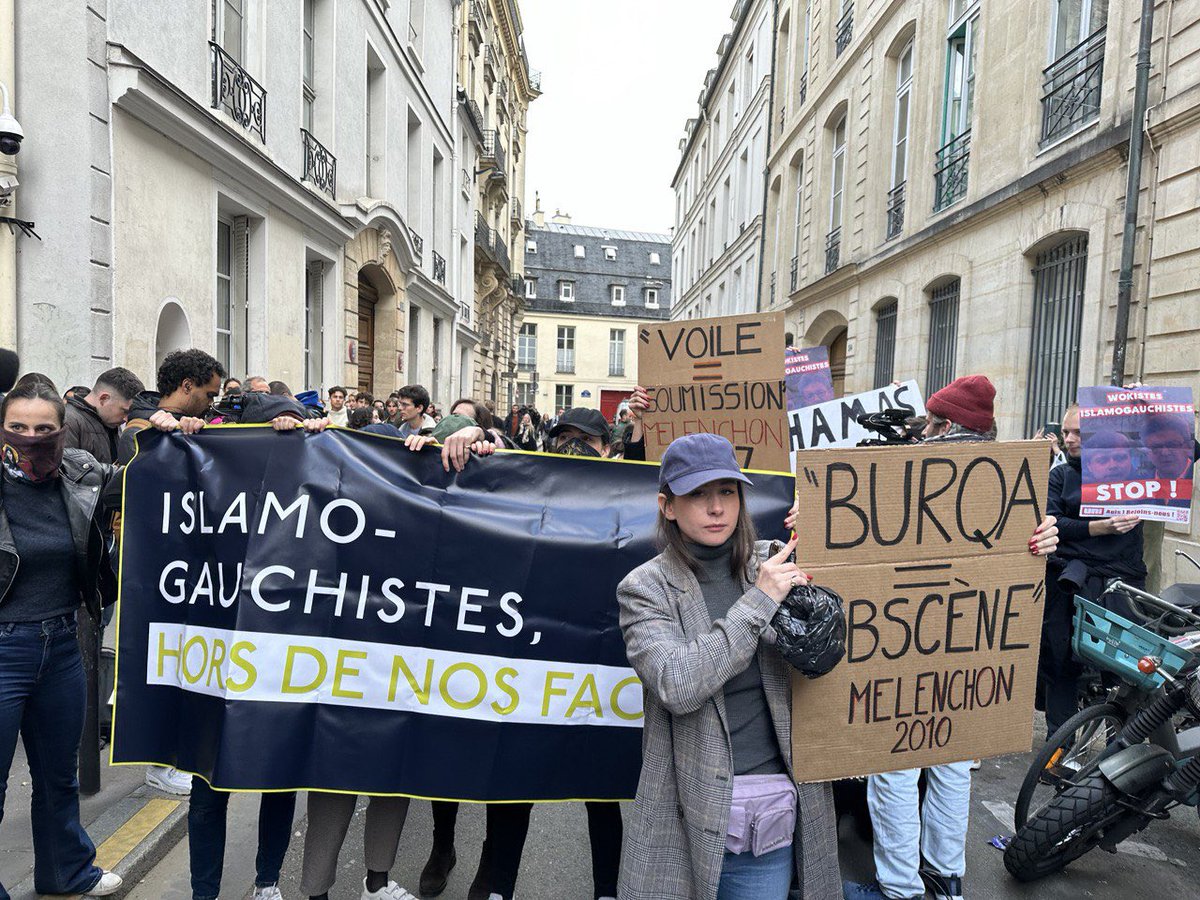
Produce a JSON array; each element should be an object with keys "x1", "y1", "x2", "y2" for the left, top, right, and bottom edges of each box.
[{"x1": 657, "y1": 482, "x2": 758, "y2": 579}]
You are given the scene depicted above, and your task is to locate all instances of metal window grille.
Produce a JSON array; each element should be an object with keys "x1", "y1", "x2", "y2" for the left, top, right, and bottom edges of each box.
[
  {"x1": 836, "y1": 4, "x2": 854, "y2": 56},
  {"x1": 789, "y1": 255, "x2": 799, "y2": 292},
  {"x1": 874, "y1": 300, "x2": 897, "y2": 388},
  {"x1": 933, "y1": 130, "x2": 971, "y2": 211},
  {"x1": 824, "y1": 228, "x2": 841, "y2": 274},
  {"x1": 1024, "y1": 236, "x2": 1088, "y2": 436},
  {"x1": 301, "y1": 128, "x2": 336, "y2": 197},
  {"x1": 926, "y1": 279, "x2": 960, "y2": 394},
  {"x1": 1041, "y1": 28, "x2": 1105, "y2": 145},
  {"x1": 209, "y1": 41, "x2": 266, "y2": 142},
  {"x1": 886, "y1": 182, "x2": 905, "y2": 240}
]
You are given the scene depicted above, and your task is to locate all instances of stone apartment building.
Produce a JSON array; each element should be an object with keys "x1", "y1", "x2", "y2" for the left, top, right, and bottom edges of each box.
[
  {"x1": 518, "y1": 207, "x2": 672, "y2": 419},
  {"x1": 3, "y1": 0, "x2": 482, "y2": 404},
  {"x1": 761, "y1": 0, "x2": 1200, "y2": 577},
  {"x1": 457, "y1": 0, "x2": 539, "y2": 405},
  {"x1": 671, "y1": 0, "x2": 774, "y2": 321}
]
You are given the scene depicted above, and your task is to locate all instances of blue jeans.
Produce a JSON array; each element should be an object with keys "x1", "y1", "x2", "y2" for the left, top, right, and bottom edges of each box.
[
  {"x1": 0, "y1": 615, "x2": 103, "y2": 899},
  {"x1": 717, "y1": 844, "x2": 793, "y2": 900},
  {"x1": 188, "y1": 778, "x2": 296, "y2": 900},
  {"x1": 867, "y1": 762, "x2": 972, "y2": 899}
]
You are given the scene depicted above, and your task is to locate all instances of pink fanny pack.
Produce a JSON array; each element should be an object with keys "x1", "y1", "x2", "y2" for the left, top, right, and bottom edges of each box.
[{"x1": 725, "y1": 774, "x2": 797, "y2": 857}]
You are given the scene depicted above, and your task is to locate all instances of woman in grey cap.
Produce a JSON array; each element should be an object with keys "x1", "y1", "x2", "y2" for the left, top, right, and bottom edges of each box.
[{"x1": 616, "y1": 432, "x2": 840, "y2": 900}]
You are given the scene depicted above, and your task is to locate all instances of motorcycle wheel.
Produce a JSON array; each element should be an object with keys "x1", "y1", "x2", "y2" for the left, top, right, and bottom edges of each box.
[
  {"x1": 1015, "y1": 702, "x2": 1126, "y2": 829},
  {"x1": 1004, "y1": 770, "x2": 1140, "y2": 882}
]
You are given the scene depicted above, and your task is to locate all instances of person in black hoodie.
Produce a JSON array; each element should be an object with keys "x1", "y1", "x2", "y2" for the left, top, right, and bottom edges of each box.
[
  {"x1": 62, "y1": 367, "x2": 145, "y2": 464},
  {"x1": 1038, "y1": 403, "x2": 1145, "y2": 736}
]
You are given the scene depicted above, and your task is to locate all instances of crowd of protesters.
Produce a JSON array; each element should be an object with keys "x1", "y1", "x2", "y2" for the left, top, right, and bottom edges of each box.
[{"x1": 6, "y1": 339, "x2": 1200, "y2": 900}]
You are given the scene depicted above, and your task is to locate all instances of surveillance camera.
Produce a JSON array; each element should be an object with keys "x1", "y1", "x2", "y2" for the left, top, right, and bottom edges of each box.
[{"x1": 0, "y1": 112, "x2": 23, "y2": 156}]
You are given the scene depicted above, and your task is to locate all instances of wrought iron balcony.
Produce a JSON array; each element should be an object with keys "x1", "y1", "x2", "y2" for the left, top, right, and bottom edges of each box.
[
  {"x1": 933, "y1": 130, "x2": 971, "y2": 211},
  {"x1": 463, "y1": 99, "x2": 484, "y2": 138},
  {"x1": 799, "y1": 70, "x2": 808, "y2": 106},
  {"x1": 511, "y1": 275, "x2": 524, "y2": 295},
  {"x1": 885, "y1": 181, "x2": 905, "y2": 240},
  {"x1": 482, "y1": 130, "x2": 507, "y2": 177},
  {"x1": 494, "y1": 231, "x2": 511, "y2": 274},
  {"x1": 209, "y1": 41, "x2": 266, "y2": 142},
  {"x1": 824, "y1": 228, "x2": 841, "y2": 275},
  {"x1": 474, "y1": 211, "x2": 496, "y2": 258},
  {"x1": 769, "y1": 272, "x2": 776, "y2": 306},
  {"x1": 529, "y1": 68, "x2": 542, "y2": 92},
  {"x1": 468, "y1": 0, "x2": 486, "y2": 47},
  {"x1": 1041, "y1": 28, "x2": 1106, "y2": 146},
  {"x1": 836, "y1": 5, "x2": 854, "y2": 57},
  {"x1": 789, "y1": 255, "x2": 799, "y2": 293},
  {"x1": 410, "y1": 228, "x2": 424, "y2": 257},
  {"x1": 510, "y1": 198, "x2": 522, "y2": 223},
  {"x1": 433, "y1": 250, "x2": 446, "y2": 285},
  {"x1": 483, "y1": 45, "x2": 497, "y2": 83},
  {"x1": 300, "y1": 128, "x2": 335, "y2": 197}
]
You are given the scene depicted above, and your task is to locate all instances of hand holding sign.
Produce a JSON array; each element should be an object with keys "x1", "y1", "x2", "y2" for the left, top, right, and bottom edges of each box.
[
  {"x1": 756, "y1": 534, "x2": 809, "y2": 603},
  {"x1": 1091, "y1": 514, "x2": 1140, "y2": 537}
]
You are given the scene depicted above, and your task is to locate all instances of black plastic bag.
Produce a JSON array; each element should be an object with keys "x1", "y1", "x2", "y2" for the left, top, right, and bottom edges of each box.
[{"x1": 772, "y1": 581, "x2": 846, "y2": 678}]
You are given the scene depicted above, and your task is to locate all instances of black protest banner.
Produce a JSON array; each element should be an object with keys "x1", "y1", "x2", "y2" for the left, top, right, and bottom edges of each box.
[
  {"x1": 789, "y1": 440, "x2": 1048, "y2": 781},
  {"x1": 639, "y1": 312, "x2": 788, "y2": 471},
  {"x1": 111, "y1": 427, "x2": 794, "y2": 800}
]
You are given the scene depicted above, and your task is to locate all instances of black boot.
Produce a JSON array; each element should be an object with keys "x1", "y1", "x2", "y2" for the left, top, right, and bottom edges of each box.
[
  {"x1": 420, "y1": 844, "x2": 457, "y2": 897},
  {"x1": 466, "y1": 854, "x2": 491, "y2": 900}
]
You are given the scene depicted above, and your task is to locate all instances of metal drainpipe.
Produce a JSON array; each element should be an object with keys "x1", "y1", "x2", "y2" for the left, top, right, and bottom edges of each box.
[
  {"x1": 1110, "y1": 0, "x2": 1157, "y2": 386},
  {"x1": 755, "y1": 0, "x2": 779, "y2": 314}
]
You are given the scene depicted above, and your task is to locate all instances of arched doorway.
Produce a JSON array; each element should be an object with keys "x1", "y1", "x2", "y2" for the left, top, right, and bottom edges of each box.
[
  {"x1": 357, "y1": 273, "x2": 378, "y2": 394},
  {"x1": 154, "y1": 300, "x2": 191, "y2": 371},
  {"x1": 804, "y1": 309, "x2": 850, "y2": 398},
  {"x1": 828, "y1": 328, "x2": 848, "y2": 396}
]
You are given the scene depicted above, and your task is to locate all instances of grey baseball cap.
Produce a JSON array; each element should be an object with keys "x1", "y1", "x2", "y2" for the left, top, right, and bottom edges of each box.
[{"x1": 658, "y1": 433, "x2": 753, "y2": 495}]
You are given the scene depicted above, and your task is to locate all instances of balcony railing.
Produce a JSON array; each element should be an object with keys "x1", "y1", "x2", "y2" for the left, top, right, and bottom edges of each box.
[
  {"x1": 483, "y1": 45, "x2": 497, "y2": 81},
  {"x1": 494, "y1": 231, "x2": 511, "y2": 273},
  {"x1": 836, "y1": 5, "x2": 854, "y2": 57},
  {"x1": 410, "y1": 228, "x2": 424, "y2": 257},
  {"x1": 789, "y1": 255, "x2": 799, "y2": 293},
  {"x1": 475, "y1": 211, "x2": 496, "y2": 258},
  {"x1": 464, "y1": 98, "x2": 484, "y2": 138},
  {"x1": 824, "y1": 228, "x2": 841, "y2": 274},
  {"x1": 529, "y1": 68, "x2": 542, "y2": 92},
  {"x1": 798, "y1": 70, "x2": 808, "y2": 106},
  {"x1": 433, "y1": 250, "x2": 446, "y2": 285},
  {"x1": 556, "y1": 352, "x2": 575, "y2": 374},
  {"x1": 886, "y1": 181, "x2": 905, "y2": 240},
  {"x1": 510, "y1": 198, "x2": 522, "y2": 223},
  {"x1": 511, "y1": 275, "x2": 524, "y2": 295},
  {"x1": 769, "y1": 272, "x2": 776, "y2": 306},
  {"x1": 300, "y1": 128, "x2": 335, "y2": 197},
  {"x1": 933, "y1": 130, "x2": 971, "y2": 211},
  {"x1": 1041, "y1": 28, "x2": 1106, "y2": 146},
  {"x1": 209, "y1": 41, "x2": 266, "y2": 142},
  {"x1": 482, "y1": 130, "x2": 507, "y2": 176},
  {"x1": 468, "y1": 0, "x2": 487, "y2": 46}
]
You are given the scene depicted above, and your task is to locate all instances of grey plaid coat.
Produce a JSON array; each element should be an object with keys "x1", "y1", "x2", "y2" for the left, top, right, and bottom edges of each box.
[{"x1": 617, "y1": 542, "x2": 841, "y2": 900}]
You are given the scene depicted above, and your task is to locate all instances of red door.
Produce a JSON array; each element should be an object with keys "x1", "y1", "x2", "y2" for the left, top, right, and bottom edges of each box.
[{"x1": 600, "y1": 389, "x2": 633, "y2": 423}]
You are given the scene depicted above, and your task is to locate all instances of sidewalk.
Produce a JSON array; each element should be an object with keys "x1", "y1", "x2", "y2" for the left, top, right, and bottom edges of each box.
[{"x1": 1, "y1": 745, "x2": 188, "y2": 900}]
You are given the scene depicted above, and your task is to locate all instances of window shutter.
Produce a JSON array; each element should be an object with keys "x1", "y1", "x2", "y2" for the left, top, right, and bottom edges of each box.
[{"x1": 231, "y1": 215, "x2": 249, "y2": 376}]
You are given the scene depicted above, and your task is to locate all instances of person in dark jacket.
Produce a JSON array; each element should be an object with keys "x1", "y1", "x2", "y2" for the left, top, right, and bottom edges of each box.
[
  {"x1": 1038, "y1": 403, "x2": 1146, "y2": 736},
  {"x1": 62, "y1": 367, "x2": 144, "y2": 464},
  {"x1": 0, "y1": 378, "x2": 181, "y2": 898}
]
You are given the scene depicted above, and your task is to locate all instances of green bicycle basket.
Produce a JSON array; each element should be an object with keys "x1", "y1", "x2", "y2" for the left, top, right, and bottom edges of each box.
[{"x1": 1072, "y1": 596, "x2": 1194, "y2": 692}]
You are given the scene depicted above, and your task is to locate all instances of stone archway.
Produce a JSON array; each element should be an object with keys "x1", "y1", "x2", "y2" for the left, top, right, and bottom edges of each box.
[
  {"x1": 343, "y1": 228, "x2": 406, "y2": 395},
  {"x1": 154, "y1": 300, "x2": 191, "y2": 371},
  {"x1": 804, "y1": 309, "x2": 850, "y2": 396}
]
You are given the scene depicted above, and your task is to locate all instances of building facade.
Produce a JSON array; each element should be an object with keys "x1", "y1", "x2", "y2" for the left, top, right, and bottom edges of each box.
[
  {"x1": 519, "y1": 210, "x2": 672, "y2": 418},
  {"x1": 672, "y1": 0, "x2": 773, "y2": 322},
  {"x1": 8, "y1": 0, "x2": 482, "y2": 405},
  {"x1": 456, "y1": 0, "x2": 539, "y2": 406},
  {"x1": 761, "y1": 0, "x2": 1200, "y2": 576}
]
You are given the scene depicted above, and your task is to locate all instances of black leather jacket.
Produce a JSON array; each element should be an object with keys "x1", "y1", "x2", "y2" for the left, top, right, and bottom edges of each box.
[{"x1": 0, "y1": 448, "x2": 120, "y2": 618}]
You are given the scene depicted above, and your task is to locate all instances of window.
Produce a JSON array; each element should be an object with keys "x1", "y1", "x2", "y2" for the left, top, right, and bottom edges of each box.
[
  {"x1": 555, "y1": 384, "x2": 573, "y2": 411},
  {"x1": 1025, "y1": 235, "x2": 1088, "y2": 435},
  {"x1": 574, "y1": 244, "x2": 586, "y2": 258},
  {"x1": 366, "y1": 49, "x2": 385, "y2": 197},
  {"x1": 836, "y1": 0, "x2": 854, "y2": 57},
  {"x1": 792, "y1": 155, "x2": 804, "y2": 266},
  {"x1": 1042, "y1": 0, "x2": 1108, "y2": 144},
  {"x1": 516, "y1": 382, "x2": 537, "y2": 406},
  {"x1": 604, "y1": 246, "x2": 617, "y2": 261},
  {"x1": 926, "y1": 279, "x2": 961, "y2": 394},
  {"x1": 936, "y1": 2, "x2": 978, "y2": 210},
  {"x1": 215, "y1": 0, "x2": 245, "y2": 62},
  {"x1": 215, "y1": 215, "x2": 248, "y2": 376},
  {"x1": 611, "y1": 285, "x2": 626, "y2": 306},
  {"x1": 517, "y1": 322, "x2": 537, "y2": 371},
  {"x1": 827, "y1": 117, "x2": 846, "y2": 273},
  {"x1": 559, "y1": 280, "x2": 574, "y2": 302},
  {"x1": 873, "y1": 299, "x2": 898, "y2": 388},
  {"x1": 645, "y1": 288, "x2": 660, "y2": 308},
  {"x1": 649, "y1": 251, "x2": 661, "y2": 265},
  {"x1": 304, "y1": 261, "x2": 324, "y2": 388},
  {"x1": 526, "y1": 239, "x2": 537, "y2": 254},
  {"x1": 609, "y1": 329, "x2": 626, "y2": 377},
  {"x1": 302, "y1": 0, "x2": 315, "y2": 131},
  {"x1": 556, "y1": 326, "x2": 575, "y2": 374},
  {"x1": 888, "y1": 41, "x2": 913, "y2": 239},
  {"x1": 524, "y1": 277, "x2": 536, "y2": 299},
  {"x1": 216, "y1": 218, "x2": 233, "y2": 371}
]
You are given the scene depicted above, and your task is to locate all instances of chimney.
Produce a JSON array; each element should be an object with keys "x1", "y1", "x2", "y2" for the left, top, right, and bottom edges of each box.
[
  {"x1": 532, "y1": 191, "x2": 545, "y2": 227},
  {"x1": 551, "y1": 208, "x2": 572, "y2": 225}
]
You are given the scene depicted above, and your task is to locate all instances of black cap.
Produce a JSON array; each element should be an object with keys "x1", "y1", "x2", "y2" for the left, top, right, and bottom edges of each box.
[{"x1": 549, "y1": 407, "x2": 611, "y2": 444}]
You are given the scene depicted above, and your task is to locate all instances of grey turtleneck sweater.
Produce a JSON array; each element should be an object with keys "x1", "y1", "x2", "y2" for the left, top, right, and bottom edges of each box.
[{"x1": 689, "y1": 539, "x2": 786, "y2": 776}]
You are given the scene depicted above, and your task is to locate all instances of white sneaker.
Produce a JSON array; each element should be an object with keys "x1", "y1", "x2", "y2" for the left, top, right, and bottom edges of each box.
[
  {"x1": 361, "y1": 878, "x2": 418, "y2": 900},
  {"x1": 254, "y1": 886, "x2": 284, "y2": 900},
  {"x1": 145, "y1": 765, "x2": 192, "y2": 795},
  {"x1": 87, "y1": 871, "x2": 124, "y2": 896}
]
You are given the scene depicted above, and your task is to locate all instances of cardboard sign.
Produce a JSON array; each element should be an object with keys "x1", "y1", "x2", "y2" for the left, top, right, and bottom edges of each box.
[
  {"x1": 785, "y1": 346, "x2": 835, "y2": 411},
  {"x1": 788, "y1": 380, "x2": 926, "y2": 460},
  {"x1": 639, "y1": 312, "x2": 787, "y2": 471},
  {"x1": 1077, "y1": 386, "x2": 1195, "y2": 525},
  {"x1": 790, "y1": 440, "x2": 1049, "y2": 781}
]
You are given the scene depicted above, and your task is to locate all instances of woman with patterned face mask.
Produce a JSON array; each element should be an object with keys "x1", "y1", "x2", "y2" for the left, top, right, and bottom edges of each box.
[
  {"x1": 546, "y1": 408, "x2": 612, "y2": 457},
  {"x1": 0, "y1": 378, "x2": 183, "y2": 898}
]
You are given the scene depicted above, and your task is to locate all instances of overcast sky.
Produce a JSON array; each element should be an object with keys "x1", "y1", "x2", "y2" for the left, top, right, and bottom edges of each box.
[{"x1": 519, "y1": 0, "x2": 736, "y2": 237}]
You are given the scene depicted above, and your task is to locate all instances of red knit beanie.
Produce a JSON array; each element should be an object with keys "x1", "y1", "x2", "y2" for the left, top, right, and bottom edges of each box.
[{"x1": 926, "y1": 375, "x2": 995, "y2": 433}]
